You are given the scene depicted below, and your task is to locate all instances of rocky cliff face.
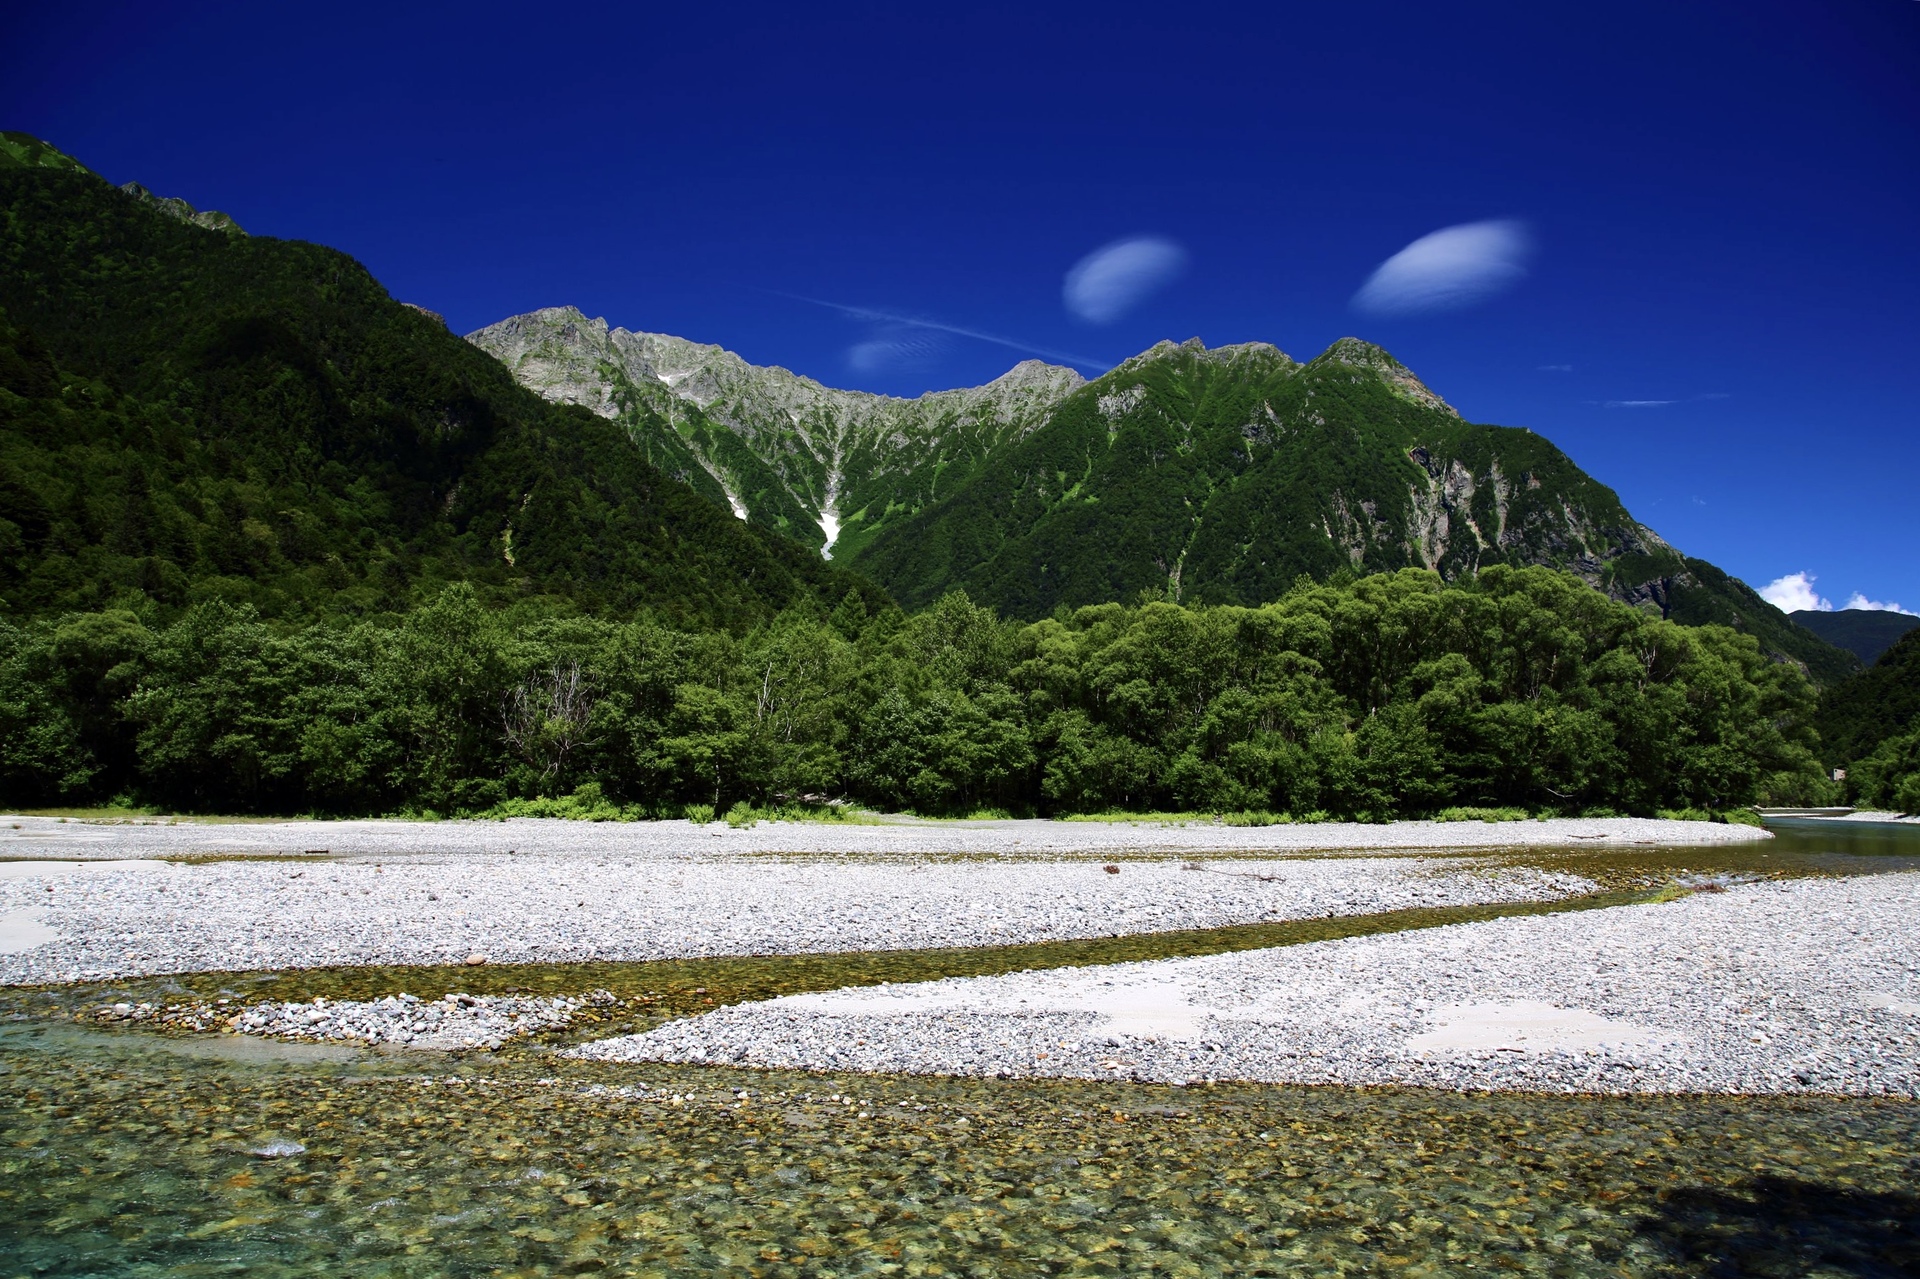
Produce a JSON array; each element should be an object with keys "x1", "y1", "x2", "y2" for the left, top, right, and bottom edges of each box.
[
  {"x1": 468, "y1": 306, "x2": 1081, "y2": 558},
  {"x1": 469, "y1": 310, "x2": 1853, "y2": 681}
]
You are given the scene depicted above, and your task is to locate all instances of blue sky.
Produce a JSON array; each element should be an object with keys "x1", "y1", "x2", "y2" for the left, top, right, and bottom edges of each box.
[{"x1": 6, "y1": 0, "x2": 1917, "y2": 610}]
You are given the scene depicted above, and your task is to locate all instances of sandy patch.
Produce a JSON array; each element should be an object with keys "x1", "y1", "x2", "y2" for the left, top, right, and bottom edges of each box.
[{"x1": 1405, "y1": 1000, "x2": 1679, "y2": 1054}]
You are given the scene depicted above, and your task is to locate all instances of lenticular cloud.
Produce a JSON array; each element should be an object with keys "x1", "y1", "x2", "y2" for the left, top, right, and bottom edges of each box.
[
  {"x1": 1063, "y1": 237, "x2": 1188, "y2": 324},
  {"x1": 1352, "y1": 220, "x2": 1532, "y2": 317}
]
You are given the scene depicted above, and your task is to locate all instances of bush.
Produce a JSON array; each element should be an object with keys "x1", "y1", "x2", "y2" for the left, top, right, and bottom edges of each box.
[
  {"x1": 1433, "y1": 806, "x2": 1530, "y2": 823},
  {"x1": 684, "y1": 803, "x2": 716, "y2": 825}
]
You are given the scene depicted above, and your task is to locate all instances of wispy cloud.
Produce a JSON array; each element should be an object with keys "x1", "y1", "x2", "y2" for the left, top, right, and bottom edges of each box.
[
  {"x1": 1538, "y1": 363, "x2": 1573, "y2": 372},
  {"x1": 1352, "y1": 220, "x2": 1532, "y2": 317},
  {"x1": 1593, "y1": 393, "x2": 1733, "y2": 409},
  {"x1": 1760, "y1": 571, "x2": 1831, "y2": 613},
  {"x1": 1063, "y1": 237, "x2": 1188, "y2": 324},
  {"x1": 1844, "y1": 592, "x2": 1917, "y2": 616},
  {"x1": 846, "y1": 330, "x2": 943, "y2": 374},
  {"x1": 774, "y1": 292, "x2": 1111, "y2": 372}
]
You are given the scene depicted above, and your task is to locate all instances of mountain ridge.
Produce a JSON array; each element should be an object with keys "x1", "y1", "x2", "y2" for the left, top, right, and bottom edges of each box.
[
  {"x1": 467, "y1": 306, "x2": 1082, "y2": 560},
  {"x1": 473, "y1": 306, "x2": 1857, "y2": 684}
]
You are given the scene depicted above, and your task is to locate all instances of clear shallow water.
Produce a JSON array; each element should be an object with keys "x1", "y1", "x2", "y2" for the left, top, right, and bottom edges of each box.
[
  {"x1": 4, "y1": 819, "x2": 1918, "y2": 1277},
  {"x1": 3, "y1": 1024, "x2": 1916, "y2": 1277}
]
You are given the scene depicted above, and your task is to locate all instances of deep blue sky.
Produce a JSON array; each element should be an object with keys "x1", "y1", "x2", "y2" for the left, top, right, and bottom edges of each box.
[{"x1": 6, "y1": 1, "x2": 1917, "y2": 609}]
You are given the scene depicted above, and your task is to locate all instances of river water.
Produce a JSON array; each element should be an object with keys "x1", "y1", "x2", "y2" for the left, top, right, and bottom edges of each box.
[{"x1": 4, "y1": 819, "x2": 1917, "y2": 1276}]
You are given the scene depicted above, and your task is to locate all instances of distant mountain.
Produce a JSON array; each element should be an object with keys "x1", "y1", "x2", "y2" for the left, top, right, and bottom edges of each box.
[
  {"x1": 1817, "y1": 627, "x2": 1920, "y2": 767},
  {"x1": 0, "y1": 138, "x2": 874, "y2": 627},
  {"x1": 1791, "y1": 608, "x2": 1920, "y2": 664},
  {"x1": 468, "y1": 307, "x2": 1081, "y2": 562},
  {"x1": 117, "y1": 181, "x2": 245, "y2": 235},
  {"x1": 477, "y1": 314, "x2": 1859, "y2": 684}
]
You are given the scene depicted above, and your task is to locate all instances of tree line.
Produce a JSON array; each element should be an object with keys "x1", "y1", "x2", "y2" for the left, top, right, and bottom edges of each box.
[{"x1": 0, "y1": 565, "x2": 1838, "y2": 820}]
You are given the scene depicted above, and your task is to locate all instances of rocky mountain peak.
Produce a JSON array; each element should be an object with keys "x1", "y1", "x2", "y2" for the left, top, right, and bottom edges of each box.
[
  {"x1": 1108, "y1": 336, "x2": 1297, "y2": 380},
  {"x1": 118, "y1": 182, "x2": 245, "y2": 234},
  {"x1": 1315, "y1": 337, "x2": 1456, "y2": 417}
]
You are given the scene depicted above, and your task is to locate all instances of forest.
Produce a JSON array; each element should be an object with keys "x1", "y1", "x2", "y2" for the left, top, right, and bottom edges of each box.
[
  {"x1": 0, "y1": 142, "x2": 1908, "y2": 821},
  {"x1": 0, "y1": 566, "x2": 1836, "y2": 820}
]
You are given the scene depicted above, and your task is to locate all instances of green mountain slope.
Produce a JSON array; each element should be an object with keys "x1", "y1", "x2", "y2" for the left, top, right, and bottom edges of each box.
[
  {"x1": 475, "y1": 309, "x2": 1858, "y2": 684},
  {"x1": 467, "y1": 307, "x2": 1082, "y2": 560},
  {"x1": 849, "y1": 337, "x2": 1858, "y2": 683},
  {"x1": 1790, "y1": 608, "x2": 1920, "y2": 665},
  {"x1": 1816, "y1": 628, "x2": 1920, "y2": 768},
  {"x1": 0, "y1": 144, "x2": 873, "y2": 628}
]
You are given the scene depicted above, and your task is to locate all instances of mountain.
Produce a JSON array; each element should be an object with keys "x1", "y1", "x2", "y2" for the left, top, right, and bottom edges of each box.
[
  {"x1": 468, "y1": 307, "x2": 1081, "y2": 561},
  {"x1": 476, "y1": 314, "x2": 1859, "y2": 684},
  {"x1": 1816, "y1": 627, "x2": 1920, "y2": 768},
  {"x1": 1791, "y1": 608, "x2": 1920, "y2": 664},
  {"x1": 0, "y1": 139, "x2": 875, "y2": 628},
  {"x1": 117, "y1": 181, "x2": 245, "y2": 235}
]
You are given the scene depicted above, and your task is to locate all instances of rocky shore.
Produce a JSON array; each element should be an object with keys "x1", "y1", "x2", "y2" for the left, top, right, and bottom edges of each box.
[
  {"x1": 573, "y1": 873, "x2": 1920, "y2": 1098},
  {"x1": 0, "y1": 812, "x2": 1768, "y2": 863},
  {"x1": 0, "y1": 841, "x2": 1594, "y2": 984}
]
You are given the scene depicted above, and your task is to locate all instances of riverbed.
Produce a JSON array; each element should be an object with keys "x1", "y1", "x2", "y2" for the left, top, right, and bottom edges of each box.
[{"x1": 3, "y1": 814, "x2": 1916, "y2": 1276}]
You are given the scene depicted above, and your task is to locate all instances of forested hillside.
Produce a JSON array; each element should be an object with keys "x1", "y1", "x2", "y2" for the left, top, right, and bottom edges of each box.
[
  {"x1": 0, "y1": 144, "x2": 875, "y2": 628},
  {"x1": 0, "y1": 568, "x2": 1830, "y2": 817},
  {"x1": 1816, "y1": 629, "x2": 1920, "y2": 811},
  {"x1": 476, "y1": 310, "x2": 1857, "y2": 686},
  {"x1": 852, "y1": 338, "x2": 1857, "y2": 684},
  {"x1": 0, "y1": 133, "x2": 1858, "y2": 820},
  {"x1": 1791, "y1": 607, "x2": 1920, "y2": 664}
]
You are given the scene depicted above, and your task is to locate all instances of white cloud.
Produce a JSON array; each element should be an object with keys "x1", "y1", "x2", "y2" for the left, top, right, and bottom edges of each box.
[
  {"x1": 1063, "y1": 237, "x2": 1188, "y2": 324},
  {"x1": 1352, "y1": 220, "x2": 1532, "y2": 317},
  {"x1": 1602, "y1": 399, "x2": 1676, "y2": 408},
  {"x1": 1760, "y1": 571, "x2": 1832, "y2": 613},
  {"x1": 1843, "y1": 593, "x2": 1917, "y2": 616},
  {"x1": 1538, "y1": 363, "x2": 1573, "y2": 372}
]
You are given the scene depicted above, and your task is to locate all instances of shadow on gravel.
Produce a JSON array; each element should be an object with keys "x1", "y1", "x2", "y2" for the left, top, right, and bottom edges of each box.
[{"x1": 1639, "y1": 1174, "x2": 1920, "y2": 1277}]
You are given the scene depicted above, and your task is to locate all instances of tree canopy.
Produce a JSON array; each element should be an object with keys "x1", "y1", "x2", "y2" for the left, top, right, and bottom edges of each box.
[{"x1": 0, "y1": 567, "x2": 1832, "y2": 819}]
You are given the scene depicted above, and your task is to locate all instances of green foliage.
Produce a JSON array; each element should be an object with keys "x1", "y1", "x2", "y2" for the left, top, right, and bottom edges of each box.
[
  {"x1": 1664, "y1": 558, "x2": 1860, "y2": 688},
  {"x1": 1788, "y1": 607, "x2": 1920, "y2": 665},
  {"x1": 1433, "y1": 806, "x2": 1531, "y2": 822},
  {"x1": 1847, "y1": 728, "x2": 1920, "y2": 813},
  {"x1": 845, "y1": 338, "x2": 1857, "y2": 685},
  {"x1": 1817, "y1": 628, "x2": 1920, "y2": 769},
  {"x1": 0, "y1": 567, "x2": 1834, "y2": 820},
  {"x1": 0, "y1": 133, "x2": 93, "y2": 174},
  {"x1": 0, "y1": 161, "x2": 878, "y2": 629}
]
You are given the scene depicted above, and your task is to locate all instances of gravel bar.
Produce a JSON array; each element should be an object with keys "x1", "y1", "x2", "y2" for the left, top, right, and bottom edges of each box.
[
  {"x1": 0, "y1": 813, "x2": 1766, "y2": 862},
  {"x1": 0, "y1": 845, "x2": 1594, "y2": 984},
  {"x1": 90, "y1": 990, "x2": 609, "y2": 1050},
  {"x1": 574, "y1": 874, "x2": 1920, "y2": 1097}
]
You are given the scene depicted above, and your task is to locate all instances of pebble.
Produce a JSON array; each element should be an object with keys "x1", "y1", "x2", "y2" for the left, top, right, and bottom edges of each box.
[
  {"x1": 107, "y1": 990, "x2": 617, "y2": 1051},
  {"x1": 0, "y1": 816, "x2": 1630, "y2": 984},
  {"x1": 573, "y1": 874, "x2": 1920, "y2": 1098}
]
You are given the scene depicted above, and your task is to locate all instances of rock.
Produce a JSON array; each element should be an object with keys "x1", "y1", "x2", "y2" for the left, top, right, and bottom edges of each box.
[
  {"x1": 246, "y1": 1140, "x2": 306, "y2": 1158},
  {"x1": 466, "y1": 953, "x2": 487, "y2": 966}
]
